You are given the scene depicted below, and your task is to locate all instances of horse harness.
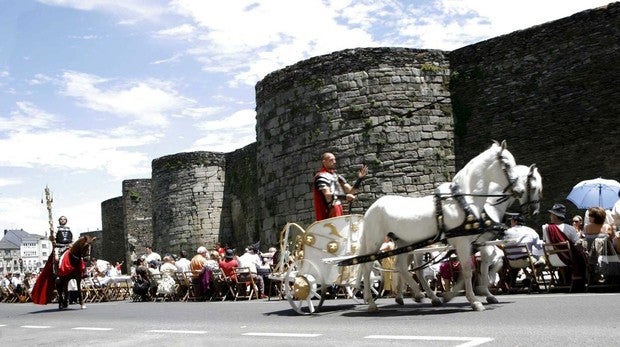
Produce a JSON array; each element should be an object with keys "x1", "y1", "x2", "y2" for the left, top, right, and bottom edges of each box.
[
  {"x1": 336, "y1": 181, "x2": 510, "y2": 267},
  {"x1": 337, "y1": 151, "x2": 529, "y2": 267}
]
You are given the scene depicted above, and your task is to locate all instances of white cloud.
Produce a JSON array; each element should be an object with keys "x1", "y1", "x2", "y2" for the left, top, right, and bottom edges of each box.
[
  {"x1": 151, "y1": 53, "x2": 184, "y2": 65},
  {"x1": 60, "y1": 71, "x2": 194, "y2": 127},
  {"x1": 37, "y1": 0, "x2": 169, "y2": 22},
  {"x1": 0, "y1": 178, "x2": 22, "y2": 187},
  {"x1": 0, "y1": 127, "x2": 155, "y2": 179},
  {"x1": 173, "y1": 0, "x2": 378, "y2": 86},
  {"x1": 197, "y1": 108, "x2": 255, "y2": 131},
  {"x1": 190, "y1": 108, "x2": 256, "y2": 152},
  {"x1": 180, "y1": 106, "x2": 225, "y2": 119},
  {"x1": 27, "y1": 73, "x2": 54, "y2": 86},
  {"x1": 0, "y1": 196, "x2": 103, "y2": 236},
  {"x1": 0, "y1": 102, "x2": 57, "y2": 131},
  {"x1": 0, "y1": 197, "x2": 52, "y2": 236},
  {"x1": 156, "y1": 23, "x2": 195, "y2": 38}
]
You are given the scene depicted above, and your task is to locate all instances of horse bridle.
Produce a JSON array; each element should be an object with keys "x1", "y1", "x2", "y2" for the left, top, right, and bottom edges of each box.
[
  {"x1": 519, "y1": 167, "x2": 541, "y2": 216},
  {"x1": 496, "y1": 150, "x2": 521, "y2": 199}
]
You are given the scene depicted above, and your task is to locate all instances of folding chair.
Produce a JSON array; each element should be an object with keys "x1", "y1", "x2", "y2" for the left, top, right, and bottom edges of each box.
[
  {"x1": 0, "y1": 285, "x2": 18, "y2": 303},
  {"x1": 503, "y1": 243, "x2": 546, "y2": 293},
  {"x1": 233, "y1": 267, "x2": 259, "y2": 300},
  {"x1": 115, "y1": 278, "x2": 133, "y2": 300},
  {"x1": 182, "y1": 271, "x2": 198, "y2": 302},
  {"x1": 210, "y1": 268, "x2": 235, "y2": 301},
  {"x1": 91, "y1": 277, "x2": 111, "y2": 302},
  {"x1": 267, "y1": 264, "x2": 285, "y2": 301},
  {"x1": 543, "y1": 241, "x2": 573, "y2": 292}
]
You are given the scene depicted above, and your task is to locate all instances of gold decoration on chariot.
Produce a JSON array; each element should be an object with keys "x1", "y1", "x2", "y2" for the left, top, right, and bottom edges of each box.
[
  {"x1": 467, "y1": 214, "x2": 475, "y2": 222},
  {"x1": 325, "y1": 222, "x2": 343, "y2": 238},
  {"x1": 485, "y1": 220, "x2": 492, "y2": 226},
  {"x1": 473, "y1": 222, "x2": 480, "y2": 229},
  {"x1": 350, "y1": 245, "x2": 358, "y2": 253},
  {"x1": 465, "y1": 224, "x2": 471, "y2": 230},
  {"x1": 326, "y1": 241, "x2": 339, "y2": 254},
  {"x1": 352, "y1": 259, "x2": 359, "y2": 264},
  {"x1": 304, "y1": 233, "x2": 316, "y2": 246},
  {"x1": 370, "y1": 255, "x2": 376, "y2": 261},
  {"x1": 350, "y1": 223, "x2": 359, "y2": 232},
  {"x1": 294, "y1": 235, "x2": 303, "y2": 248},
  {"x1": 293, "y1": 275, "x2": 310, "y2": 300}
]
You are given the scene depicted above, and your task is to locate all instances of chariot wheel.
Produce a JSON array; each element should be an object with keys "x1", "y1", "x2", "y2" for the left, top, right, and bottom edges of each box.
[{"x1": 284, "y1": 259, "x2": 325, "y2": 315}]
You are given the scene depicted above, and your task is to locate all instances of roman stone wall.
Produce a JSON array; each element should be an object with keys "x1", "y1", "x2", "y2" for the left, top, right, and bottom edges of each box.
[
  {"x1": 101, "y1": 4, "x2": 618, "y2": 255},
  {"x1": 255, "y1": 48, "x2": 455, "y2": 243},
  {"x1": 449, "y1": 2, "x2": 619, "y2": 226},
  {"x1": 222, "y1": 143, "x2": 259, "y2": 249},
  {"x1": 151, "y1": 152, "x2": 226, "y2": 255},
  {"x1": 122, "y1": 179, "x2": 152, "y2": 265},
  {"x1": 100, "y1": 196, "x2": 123, "y2": 266}
]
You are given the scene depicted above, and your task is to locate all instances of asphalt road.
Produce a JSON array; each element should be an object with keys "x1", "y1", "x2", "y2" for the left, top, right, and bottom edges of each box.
[{"x1": 1, "y1": 292, "x2": 618, "y2": 346}]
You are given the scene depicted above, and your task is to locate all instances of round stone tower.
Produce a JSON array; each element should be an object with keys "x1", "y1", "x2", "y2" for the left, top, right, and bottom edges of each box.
[
  {"x1": 151, "y1": 151, "x2": 226, "y2": 255},
  {"x1": 255, "y1": 47, "x2": 456, "y2": 244}
]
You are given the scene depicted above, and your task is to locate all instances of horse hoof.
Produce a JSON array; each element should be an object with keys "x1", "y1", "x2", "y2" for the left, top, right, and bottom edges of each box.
[
  {"x1": 413, "y1": 295, "x2": 424, "y2": 303},
  {"x1": 395, "y1": 297, "x2": 404, "y2": 305},
  {"x1": 472, "y1": 302, "x2": 485, "y2": 311},
  {"x1": 486, "y1": 296, "x2": 499, "y2": 304},
  {"x1": 431, "y1": 298, "x2": 442, "y2": 306},
  {"x1": 368, "y1": 303, "x2": 379, "y2": 313},
  {"x1": 443, "y1": 293, "x2": 455, "y2": 303}
]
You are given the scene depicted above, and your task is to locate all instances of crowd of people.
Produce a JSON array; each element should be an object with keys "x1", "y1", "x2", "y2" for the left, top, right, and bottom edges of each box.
[
  {"x1": 127, "y1": 243, "x2": 280, "y2": 302},
  {"x1": 3, "y1": 153, "x2": 618, "y2": 305}
]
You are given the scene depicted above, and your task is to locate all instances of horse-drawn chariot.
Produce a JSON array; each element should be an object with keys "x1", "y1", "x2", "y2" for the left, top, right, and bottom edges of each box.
[
  {"x1": 269, "y1": 214, "x2": 372, "y2": 314},
  {"x1": 271, "y1": 141, "x2": 544, "y2": 314}
]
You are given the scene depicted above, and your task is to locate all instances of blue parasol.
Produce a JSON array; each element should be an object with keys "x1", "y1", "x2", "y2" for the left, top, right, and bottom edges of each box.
[{"x1": 566, "y1": 178, "x2": 620, "y2": 209}]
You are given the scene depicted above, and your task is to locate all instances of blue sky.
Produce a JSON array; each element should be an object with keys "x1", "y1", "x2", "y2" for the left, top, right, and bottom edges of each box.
[{"x1": 0, "y1": 0, "x2": 612, "y2": 236}]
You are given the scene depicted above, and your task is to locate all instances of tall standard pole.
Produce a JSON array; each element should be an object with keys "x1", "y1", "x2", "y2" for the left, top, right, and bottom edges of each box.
[{"x1": 42, "y1": 185, "x2": 54, "y2": 238}]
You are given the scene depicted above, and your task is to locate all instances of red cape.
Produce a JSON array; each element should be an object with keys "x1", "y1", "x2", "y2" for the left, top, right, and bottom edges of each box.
[
  {"x1": 313, "y1": 166, "x2": 330, "y2": 221},
  {"x1": 58, "y1": 250, "x2": 85, "y2": 277},
  {"x1": 31, "y1": 252, "x2": 56, "y2": 305}
]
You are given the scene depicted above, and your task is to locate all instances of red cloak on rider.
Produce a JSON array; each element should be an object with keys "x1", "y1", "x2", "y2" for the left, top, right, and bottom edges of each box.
[{"x1": 31, "y1": 252, "x2": 56, "y2": 305}]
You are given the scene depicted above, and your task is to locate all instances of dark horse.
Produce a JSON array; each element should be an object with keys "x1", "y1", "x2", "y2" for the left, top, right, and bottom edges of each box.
[{"x1": 55, "y1": 235, "x2": 95, "y2": 310}]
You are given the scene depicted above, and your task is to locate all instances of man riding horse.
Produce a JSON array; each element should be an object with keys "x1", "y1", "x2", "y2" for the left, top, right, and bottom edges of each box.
[{"x1": 52, "y1": 216, "x2": 74, "y2": 274}]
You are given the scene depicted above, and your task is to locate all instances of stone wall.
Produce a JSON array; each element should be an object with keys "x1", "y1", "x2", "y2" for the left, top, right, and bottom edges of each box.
[
  {"x1": 255, "y1": 48, "x2": 455, "y2": 243},
  {"x1": 223, "y1": 143, "x2": 259, "y2": 248},
  {"x1": 122, "y1": 179, "x2": 152, "y2": 265},
  {"x1": 100, "y1": 196, "x2": 123, "y2": 266},
  {"x1": 100, "y1": 3, "x2": 618, "y2": 255},
  {"x1": 151, "y1": 152, "x2": 226, "y2": 255},
  {"x1": 449, "y1": 2, "x2": 619, "y2": 226}
]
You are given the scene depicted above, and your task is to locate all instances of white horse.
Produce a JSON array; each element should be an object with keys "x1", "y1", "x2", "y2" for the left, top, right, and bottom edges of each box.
[
  {"x1": 612, "y1": 199, "x2": 620, "y2": 227},
  {"x1": 356, "y1": 141, "x2": 524, "y2": 312},
  {"x1": 436, "y1": 164, "x2": 543, "y2": 305}
]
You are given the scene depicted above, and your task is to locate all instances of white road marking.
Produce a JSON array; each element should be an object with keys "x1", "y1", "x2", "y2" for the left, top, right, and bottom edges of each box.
[
  {"x1": 73, "y1": 327, "x2": 114, "y2": 331},
  {"x1": 21, "y1": 325, "x2": 51, "y2": 329},
  {"x1": 243, "y1": 332, "x2": 322, "y2": 337},
  {"x1": 146, "y1": 330, "x2": 207, "y2": 334},
  {"x1": 365, "y1": 335, "x2": 493, "y2": 347}
]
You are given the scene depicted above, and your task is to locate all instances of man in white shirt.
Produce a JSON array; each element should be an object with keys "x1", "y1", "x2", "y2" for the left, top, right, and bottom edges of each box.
[
  {"x1": 144, "y1": 246, "x2": 161, "y2": 264},
  {"x1": 238, "y1": 246, "x2": 266, "y2": 298},
  {"x1": 504, "y1": 214, "x2": 545, "y2": 264},
  {"x1": 175, "y1": 250, "x2": 191, "y2": 273}
]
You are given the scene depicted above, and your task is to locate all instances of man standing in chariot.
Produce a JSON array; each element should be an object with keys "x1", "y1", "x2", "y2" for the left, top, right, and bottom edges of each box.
[{"x1": 313, "y1": 152, "x2": 368, "y2": 221}]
